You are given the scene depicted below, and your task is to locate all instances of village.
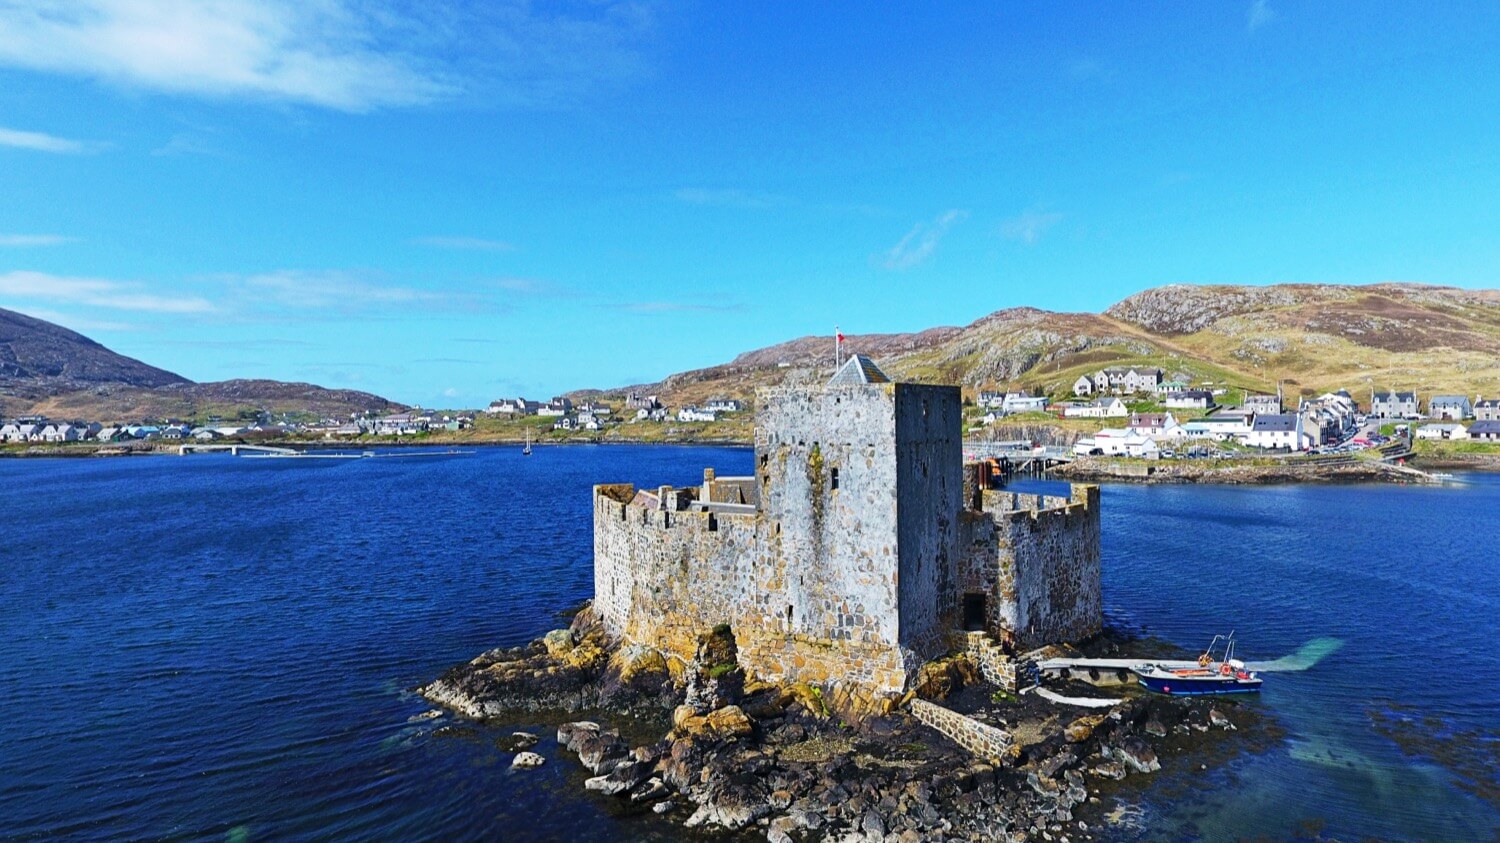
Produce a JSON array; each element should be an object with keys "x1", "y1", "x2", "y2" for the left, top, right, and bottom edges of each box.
[
  {"x1": 3, "y1": 365, "x2": 1497, "y2": 461},
  {"x1": 971, "y1": 365, "x2": 1500, "y2": 459}
]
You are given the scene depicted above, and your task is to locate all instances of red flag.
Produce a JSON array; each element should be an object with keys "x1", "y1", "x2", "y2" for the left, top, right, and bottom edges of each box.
[{"x1": 836, "y1": 329, "x2": 845, "y2": 344}]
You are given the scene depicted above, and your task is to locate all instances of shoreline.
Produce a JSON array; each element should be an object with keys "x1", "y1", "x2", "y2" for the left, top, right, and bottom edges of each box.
[
  {"x1": 5, "y1": 438, "x2": 1497, "y2": 481},
  {"x1": 419, "y1": 609, "x2": 1263, "y2": 842}
]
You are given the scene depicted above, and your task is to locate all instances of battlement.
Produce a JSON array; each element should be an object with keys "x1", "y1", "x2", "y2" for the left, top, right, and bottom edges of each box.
[{"x1": 982, "y1": 485, "x2": 1099, "y2": 524}]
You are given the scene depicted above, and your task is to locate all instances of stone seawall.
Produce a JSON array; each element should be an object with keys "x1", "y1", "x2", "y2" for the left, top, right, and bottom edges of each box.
[{"x1": 908, "y1": 698, "x2": 1016, "y2": 764}]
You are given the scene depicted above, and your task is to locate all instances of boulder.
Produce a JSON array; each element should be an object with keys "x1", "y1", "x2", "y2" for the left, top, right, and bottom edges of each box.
[
  {"x1": 557, "y1": 721, "x2": 600, "y2": 751},
  {"x1": 674, "y1": 704, "x2": 754, "y2": 740},
  {"x1": 612, "y1": 645, "x2": 669, "y2": 685},
  {"x1": 511, "y1": 751, "x2": 546, "y2": 769},
  {"x1": 1064, "y1": 714, "x2": 1106, "y2": 743},
  {"x1": 542, "y1": 629, "x2": 575, "y2": 657},
  {"x1": 1091, "y1": 760, "x2": 1127, "y2": 780},
  {"x1": 1113, "y1": 738, "x2": 1160, "y2": 774}
]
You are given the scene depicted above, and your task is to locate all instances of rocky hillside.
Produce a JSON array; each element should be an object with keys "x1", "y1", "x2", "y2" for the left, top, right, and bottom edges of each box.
[
  {"x1": 581, "y1": 283, "x2": 1500, "y2": 408},
  {"x1": 0, "y1": 307, "x2": 188, "y2": 397},
  {"x1": 0, "y1": 306, "x2": 403, "y2": 420}
]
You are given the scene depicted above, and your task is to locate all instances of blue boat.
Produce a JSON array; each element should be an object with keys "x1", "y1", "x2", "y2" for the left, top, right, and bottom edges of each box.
[{"x1": 1137, "y1": 634, "x2": 1263, "y2": 696}]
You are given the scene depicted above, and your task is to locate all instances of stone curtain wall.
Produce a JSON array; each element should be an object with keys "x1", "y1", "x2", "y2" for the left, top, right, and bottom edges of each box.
[
  {"x1": 893, "y1": 384, "x2": 965, "y2": 664},
  {"x1": 908, "y1": 698, "x2": 1015, "y2": 764},
  {"x1": 593, "y1": 483, "x2": 912, "y2": 696},
  {"x1": 993, "y1": 485, "x2": 1102, "y2": 649}
]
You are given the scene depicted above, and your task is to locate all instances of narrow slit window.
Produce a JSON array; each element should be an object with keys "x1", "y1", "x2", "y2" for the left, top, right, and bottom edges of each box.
[{"x1": 830, "y1": 468, "x2": 840, "y2": 490}]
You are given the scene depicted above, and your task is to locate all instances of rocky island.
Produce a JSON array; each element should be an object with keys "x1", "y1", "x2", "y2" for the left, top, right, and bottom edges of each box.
[{"x1": 422, "y1": 356, "x2": 1257, "y2": 840}]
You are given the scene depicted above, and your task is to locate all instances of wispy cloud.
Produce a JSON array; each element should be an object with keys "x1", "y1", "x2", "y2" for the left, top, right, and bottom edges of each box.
[
  {"x1": 9, "y1": 307, "x2": 137, "y2": 333},
  {"x1": 412, "y1": 235, "x2": 515, "y2": 251},
  {"x1": 0, "y1": 125, "x2": 96, "y2": 154},
  {"x1": 0, "y1": 233, "x2": 75, "y2": 247},
  {"x1": 879, "y1": 209, "x2": 968, "y2": 270},
  {"x1": 1247, "y1": 0, "x2": 1277, "y2": 32},
  {"x1": 0, "y1": 270, "x2": 213, "y2": 313},
  {"x1": 674, "y1": 188, "x2": 787, "y2": 209},
  {"x1": 152, "y1": 132, "x2": 221, "y2": 157},
  {"x1": 999, "y1": 209, "x2": 1064, "y2": 245},
  {"x1": 0, "y1": 1, "x2": 660, "y2": 112},
  {"x1": 234, "y1": 270, "x2": 450, "y2": 311},
  {"x1": 614, "y1": 301, "x2": 742, "y2": 314}
]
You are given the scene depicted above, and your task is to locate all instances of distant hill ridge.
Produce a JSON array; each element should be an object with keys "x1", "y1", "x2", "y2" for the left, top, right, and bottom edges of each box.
[
  {"x1": 0, "y1": 306, "x2": 403, "y2": 420},
  {"x1": 578, "y1": 282, "x2": 1500, "y2": 407}
]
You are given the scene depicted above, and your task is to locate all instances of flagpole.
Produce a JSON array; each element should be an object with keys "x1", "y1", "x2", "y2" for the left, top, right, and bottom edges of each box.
[{"x1": 835, "y1": 325, "x2": 841, "y2": 369}]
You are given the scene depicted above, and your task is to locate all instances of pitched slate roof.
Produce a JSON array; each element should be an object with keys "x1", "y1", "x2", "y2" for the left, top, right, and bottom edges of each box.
[
  {"x1": 829, "y1": 354, "x2": 890, "y2": 385},
  {"x1": 1251, "y1": 414, "x2": 1298, "y2": 432},
  {"x1": 1469, "y1": 420, "x2": 1500, "y2": 435}
]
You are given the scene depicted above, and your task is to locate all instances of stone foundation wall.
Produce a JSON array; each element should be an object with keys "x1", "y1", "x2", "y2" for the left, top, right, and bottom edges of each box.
[{"x1": 908, "y1": 698, "x2": 1015, "y2": 764}]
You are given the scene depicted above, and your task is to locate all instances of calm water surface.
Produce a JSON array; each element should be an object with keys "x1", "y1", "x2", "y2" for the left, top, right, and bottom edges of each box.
[{"x1": 0, "y1": 447, "x2": 1495, "y2": 841}]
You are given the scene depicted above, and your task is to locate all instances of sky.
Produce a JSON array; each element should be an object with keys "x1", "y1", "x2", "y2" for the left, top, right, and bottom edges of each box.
[{"x1": 1, "y1": 1, "x2": 1498, "y2": 407}]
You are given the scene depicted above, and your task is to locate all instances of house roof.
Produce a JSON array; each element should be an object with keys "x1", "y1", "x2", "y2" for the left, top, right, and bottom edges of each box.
[
  {"x1": 1477, "y1": 399, "x2": 1499, "y2": 408},
  {"x1": 828, "y1": 354, "x2": 890, "y2": 385},
  {"x1": 1374, "y1": 391, "x2": 1416, "y2": 401},
  {"x1": 1470, "y1": 421, "x2": 1500, "y2": 435},
  {"x1": 1252, "y1": 414, "x2": 1298, "y2": 431},
  {"x1": 1430, "y1": 395, "x2": 1469, "y2": 405}
]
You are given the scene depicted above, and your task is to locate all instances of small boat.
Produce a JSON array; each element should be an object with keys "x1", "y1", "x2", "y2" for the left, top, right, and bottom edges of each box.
[
  {"x1": 523, "y1": 428, "x2": 532, "y2": 456},
  {"x1": 1137, "y1": 633, "x2": 1263, "y2": 696}
]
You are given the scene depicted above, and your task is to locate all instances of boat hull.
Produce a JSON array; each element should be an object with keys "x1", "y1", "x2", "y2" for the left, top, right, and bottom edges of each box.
[{"x1": 1138, "y1": 674, "x2": 1262, "y2": 696}]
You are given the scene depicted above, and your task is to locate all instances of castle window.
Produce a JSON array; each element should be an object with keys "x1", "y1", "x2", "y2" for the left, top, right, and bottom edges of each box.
[
  {"x1": 830, "y1": 468, "x2": 840, "y2": 490},
  {"x1": 786, "y1": 605, "x2": 793, "y2": 624}
]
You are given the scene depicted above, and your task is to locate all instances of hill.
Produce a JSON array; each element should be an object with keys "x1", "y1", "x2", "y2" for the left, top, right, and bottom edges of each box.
[
  {"x1": 0, "y1": 307, "x2": 403, "y2": 421},
  {"x1": 577, "y1": 283, "x2": 1500, "y2": 409}
]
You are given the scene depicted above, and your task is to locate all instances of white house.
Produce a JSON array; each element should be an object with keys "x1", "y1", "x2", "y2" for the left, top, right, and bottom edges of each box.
[
  {"x1": 1428, "y1": 395, "x2": 1473, "y2": 421},
  {"x1": 704, "y1": 398, "x2": 743, "y2": 413},
  {"x1": 1243, "y1": 414, "x2": 1311, "y2": 450},
  {"x1": 1093, "y1": 427, "x2": 1160, "y2": 458},
  {"x1": 1182, "y1": 415, "x2": 1253, "y2": 441},
  {"x1": 677, "y1": 407, "x2": 718, "y2": 423},
  {"x1": 1071, "y1": 376, "x2": 1094, "y2": 397},
  {"x1": 1163, "y1": 390, "x2": 1214, "y2": 410},
  {"x1": 1001, "y1": 393, "x2": 1048, "y2": 414},
  {"x1": 537, "y1": 398, "x2": 573, "y2": 418},
  {"x1": 487, "y1": 397, "x2": 539, "y2": 415},
  {"x1": 1416, "y1": 423, "x2": 1469, "y2": 441},
  {"x1": 1127, "y1": 412, "x2": 1178, "y2": 438},
  {"x1": 1063, "y1": 396, "x2": 1127, "y2": 419}
]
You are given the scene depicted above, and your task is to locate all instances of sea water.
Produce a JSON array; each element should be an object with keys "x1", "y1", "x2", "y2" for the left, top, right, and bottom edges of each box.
[{"x1": 0, "y1": 448, "x2": 1495, "y2": 841}]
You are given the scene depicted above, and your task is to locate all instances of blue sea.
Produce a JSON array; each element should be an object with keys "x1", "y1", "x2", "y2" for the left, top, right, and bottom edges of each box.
[{"x1": 0, "y1": 447, "x2": 1496, "y2": 842}]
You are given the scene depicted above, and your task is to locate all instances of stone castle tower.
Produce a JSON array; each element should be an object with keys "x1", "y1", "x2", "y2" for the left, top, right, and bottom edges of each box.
[{"x1": 592, "y1": 356, "x2": 1100, "y2": 705}]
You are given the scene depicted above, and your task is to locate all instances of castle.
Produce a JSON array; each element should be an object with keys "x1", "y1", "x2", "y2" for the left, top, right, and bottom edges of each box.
[{"x1": 592, "y1": 356, "x2": 1101, "y2": 704}]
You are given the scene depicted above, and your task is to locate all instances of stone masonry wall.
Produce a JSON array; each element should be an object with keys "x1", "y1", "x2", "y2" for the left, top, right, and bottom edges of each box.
[
  {"x1": 908, "y1": 698, "x2": 1015, "y2": 764},
  {"x1": 992, "y1": 485, "x2": 1102, "y2": 649},
  {"x1": 594, "y1": 484, "x2": 912, "y2": 696},
  {"x1": 894, "y1": 384, "x2": 964, "y2": 665}
]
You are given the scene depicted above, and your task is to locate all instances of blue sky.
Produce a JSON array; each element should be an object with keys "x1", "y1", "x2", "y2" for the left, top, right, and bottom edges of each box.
[{"x1": 1, "y1": 2, "x2": 1497, "y2": 407}]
